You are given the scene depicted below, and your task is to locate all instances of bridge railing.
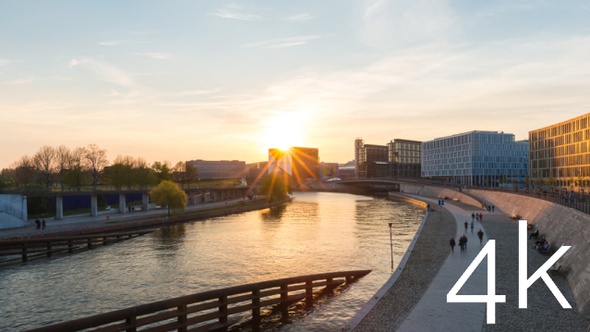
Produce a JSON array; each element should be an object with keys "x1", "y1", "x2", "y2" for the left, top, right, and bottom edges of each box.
[{"x1": 24, "y1": 270, "x2": 371, "y2": 332}]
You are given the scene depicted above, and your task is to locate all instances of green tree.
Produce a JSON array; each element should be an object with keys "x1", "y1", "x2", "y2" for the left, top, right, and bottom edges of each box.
[
  {"x1": 150, "y1": 180, "x2": 187, "y2": 216},
  {"x1": 258, "y1": 174, "x2": 290, "y2": 202},
  {"x1": 152, "y1": 161, "x2": 171, "y2": 183}
]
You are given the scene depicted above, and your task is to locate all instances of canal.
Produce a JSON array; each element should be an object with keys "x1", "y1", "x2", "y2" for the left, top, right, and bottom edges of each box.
[{"x1": 0, "y1": 192, "x2": 424, "y2": 331}]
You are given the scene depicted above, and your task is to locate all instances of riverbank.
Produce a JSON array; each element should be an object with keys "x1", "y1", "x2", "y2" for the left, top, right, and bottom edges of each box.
[
  {"x1": 352, "y1": 203, "x2": 456, "y2": 331},
  {"x1": 0, "y1": 197, "x2": 290, "y2": 240},
  {"x1": 353, "y1": 198, "x2": 590, "y2": 332}
]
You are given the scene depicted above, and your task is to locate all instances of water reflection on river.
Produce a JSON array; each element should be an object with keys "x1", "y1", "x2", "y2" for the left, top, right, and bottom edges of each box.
[{"x1": 0, "y1": 192, "x2": 424, "y2": 331}]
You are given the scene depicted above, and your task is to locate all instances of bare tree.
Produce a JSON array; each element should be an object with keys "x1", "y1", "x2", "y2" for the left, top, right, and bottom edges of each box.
[
  {"x1": 84, "y1": 144, "x2": 108, "y2": 188},
  {"x1": 55, "y1": 145, "x2": 71, "y2": 191},
  {"x1": 11, "y1": 156, "x2": 36, "y2": 187},
  {"x1": 63, "y1": 147, "x2": 89, "y2": 190},
  {"x1": 33, "y1": 145, "x2": 56, "y2": 188}
]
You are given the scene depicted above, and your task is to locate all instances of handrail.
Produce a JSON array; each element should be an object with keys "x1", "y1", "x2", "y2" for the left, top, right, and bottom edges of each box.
[
  {"x1": 24, "y1": 270, "x2": 371, "y2": 332},
  {"x1": 0, "y1": 230, "x2": 154, "y2": 262}
]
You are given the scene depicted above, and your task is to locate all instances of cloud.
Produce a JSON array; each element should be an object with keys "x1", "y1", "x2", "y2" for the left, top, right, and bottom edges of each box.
[
  {"x1": 245, "y1": 36, "x2": 321, "y2": 48},
  {"x1": 2, "y1": 78, "x2": 34, "y2": 85},
  {"x1": 0, "y1": 58, "x2": 10, "y2": 66},
  {"x1": 98, "y1": 40, "x2": 152, "y2": 46},
  {"x1": 135, "y1": 52, "x2": 171, "y2": 60},
  {"x1": 176, "y1": 89, "x2": 221, "y2": 96},
  {"x1": 69, "y1": 57, "x2": 138, "y2": 88},
  {"x1": 210, "y1": 3, "x2": 263, "y2": 21},
  {"x1": 362, "y1": 0, "x2": 456, "y2": 48},
  {"x1": 283, "y1": 13, "x2": 315, "y2": 21}
]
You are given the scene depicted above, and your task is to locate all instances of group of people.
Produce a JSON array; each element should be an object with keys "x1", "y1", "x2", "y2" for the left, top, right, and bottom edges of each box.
[
  {"x1": 451, "y1": 224, "x2": 485, "y2": 253},
  {"x1": 471, "y1": 212, "x2": 484, "y2": 222},
  {"x1": 533, "y1": 236, "x2": 550, "y2": 252},
  {"x1": 34, "y1": 219, "x2": 46, "y2": 230}
]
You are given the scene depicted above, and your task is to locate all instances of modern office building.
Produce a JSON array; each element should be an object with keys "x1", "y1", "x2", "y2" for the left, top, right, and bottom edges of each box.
[
  {"x1": 387, "y1": 139, "x2": 422, "y2": 178},
  {"x1": 186, "y1": 160, "x2": 247, "y2": 180},
  {"x1": 355, "y1": 138, "x2": 421, "y2": 178},
  {"x1": 529, "y1": 113, "x2": 590, "y2": 190},
  {"x1": 268, "y1": 147, "x2": 319, "y2": 187},
  {"x1": 422, "y1": 131, "x2": 528, "y2": 187}
]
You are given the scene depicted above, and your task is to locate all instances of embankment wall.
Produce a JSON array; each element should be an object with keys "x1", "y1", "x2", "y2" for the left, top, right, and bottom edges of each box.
[{"x1": 465, "y1": 189, "x2": 590, "y2": 317}]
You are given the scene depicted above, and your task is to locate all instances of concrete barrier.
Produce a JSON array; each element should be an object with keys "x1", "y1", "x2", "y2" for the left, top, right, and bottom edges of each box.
[{"x1": 399, "y1": 184, "x2": 483, "y2": 209}]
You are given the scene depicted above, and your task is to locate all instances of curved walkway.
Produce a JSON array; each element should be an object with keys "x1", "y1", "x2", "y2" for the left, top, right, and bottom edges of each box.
[
  {"x1": 0, "y1": 198, "x2": 254, "y2": 239},
  {"x1": 352, "y1": 196, "x2": 590, "y2": 332}
]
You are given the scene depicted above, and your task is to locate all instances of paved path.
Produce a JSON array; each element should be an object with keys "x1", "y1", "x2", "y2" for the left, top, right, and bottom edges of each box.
[
  {"x1": 397, "y1": 197, "x2": 488, "y2": 331},
  {"x1": 353, "y1": 196, "x2": 590, "y2": 332},
  {"x1": 0, "y1": 198, "x2": 248, "y2": 239}
]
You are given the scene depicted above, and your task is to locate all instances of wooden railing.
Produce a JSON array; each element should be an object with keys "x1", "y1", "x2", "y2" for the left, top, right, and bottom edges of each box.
[
  {"x1": 25, "y1": 270, "x2": 371, "y2": 332},
  {"x1": 0, "y1": 230, "x2": 153, "y2": 263}
]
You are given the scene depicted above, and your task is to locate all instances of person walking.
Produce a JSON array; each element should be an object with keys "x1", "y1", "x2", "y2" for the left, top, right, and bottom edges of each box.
[
  {"x1": 477, "y1": 229, "x2": 484, "y2": 245},
  {"x1": 464, "y1": 220, "x2": 468, "y2": 232},
  {"x1": 470, "y1": 220, "x2": 474, "y2": 233},
  {"x1": 479, "y1": 213, "x2": 483, "y2": 221},
  {"x1": 450, "y1": 237, "x2": 456, "y2": 253},
  {"x1": 41, "y1": 219, "x2": 46, "y2": 230}
]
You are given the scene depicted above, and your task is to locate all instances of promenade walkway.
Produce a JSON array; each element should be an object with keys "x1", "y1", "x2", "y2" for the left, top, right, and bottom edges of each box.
[
  {"x1": 352, "y1": 196, "x2": 590, "y2": 332},
  {"x1": 0, "y1": 198, "x2": 249, "y2": 239}
]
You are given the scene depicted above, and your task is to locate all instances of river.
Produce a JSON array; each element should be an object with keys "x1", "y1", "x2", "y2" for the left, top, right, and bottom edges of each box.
[{"x1": 0, "y1": 192, "x2": 424, "y2": 331}]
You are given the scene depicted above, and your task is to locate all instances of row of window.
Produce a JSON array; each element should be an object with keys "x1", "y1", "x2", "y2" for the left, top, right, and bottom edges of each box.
[{"x1": 530, "y1": 115, "x2": 590, "y2": 140}]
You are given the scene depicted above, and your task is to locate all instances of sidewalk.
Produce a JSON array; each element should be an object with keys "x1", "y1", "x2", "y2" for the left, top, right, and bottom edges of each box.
[
  {"x1": 352, "y1": 196, "x2": 589, "y2": 331},
  {"x1": 0, "y1": 198, "x2": 249, "y2": 239},
  {"x1": 396, "y1": 197, "x2": 488, "y2": 331}
]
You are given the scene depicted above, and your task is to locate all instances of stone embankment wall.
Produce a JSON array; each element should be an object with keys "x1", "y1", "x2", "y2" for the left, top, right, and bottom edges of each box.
[{"x1": 466, "y1": 189, "x2": 590, "y2": 317}]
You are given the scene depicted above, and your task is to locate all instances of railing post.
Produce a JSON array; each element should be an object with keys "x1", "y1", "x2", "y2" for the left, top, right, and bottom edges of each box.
[
  {"x1": 178, "y1": 304, "x2": 187, "y2": 332},
  {"x1": 21, "y1": 243, "x2": 27, "y2": 262},
  {"x1": 219, "y1": 295, "x2": 228, "y2": 328},
  {"x1": 87, "y1": 238, "x2": 93, "y2": 249},
  {"x1": 68, "y1": 240, "x2": 73, "y2": 253},
  {"x1": 305, "y1": 280, "x2": 313, "y2": 307},
  {"x1": 252, "y1": 289, "x2": 261, "y2": 332},
  {"x1": 280, "y1": 284, "x2": 289, "y2": 324},
  {"x1": 326, "y1": 277, "x2": 334, "y2": 295},
  {"x1": 47, "y1": 241, "x2": 52, "y2": 257},
  {"x1": 125, "y1": 315, "x2": 137, "y2": 332}
]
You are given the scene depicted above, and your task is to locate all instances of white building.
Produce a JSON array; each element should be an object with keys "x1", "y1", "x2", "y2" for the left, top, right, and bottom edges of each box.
[{"x1": 422, "y1": 131, "x2": 528, "y2": 187}]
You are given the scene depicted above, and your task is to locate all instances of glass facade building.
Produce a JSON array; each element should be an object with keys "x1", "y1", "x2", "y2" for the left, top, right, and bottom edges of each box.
[{"x1": 422, "y1": 131, "x2": 528, "y2": 187}]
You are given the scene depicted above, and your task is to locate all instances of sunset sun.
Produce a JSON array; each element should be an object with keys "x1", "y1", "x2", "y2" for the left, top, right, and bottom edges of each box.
[{"x1": 261, "y1": 111, "x2": 307, "y2": 151}]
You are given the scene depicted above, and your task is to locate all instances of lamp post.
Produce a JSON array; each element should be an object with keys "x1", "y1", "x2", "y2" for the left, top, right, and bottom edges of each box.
[{"x1": 389, "y1": 222, "x2": 394, "y2": 271}]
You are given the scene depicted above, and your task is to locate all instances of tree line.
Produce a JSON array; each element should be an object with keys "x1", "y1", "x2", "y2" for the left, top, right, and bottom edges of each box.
[{"x1": 0, "y1": 144, "x2": 198, "y2": 191}]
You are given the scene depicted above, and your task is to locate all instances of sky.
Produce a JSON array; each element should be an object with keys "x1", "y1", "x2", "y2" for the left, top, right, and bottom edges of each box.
[{"x1": 2, "y1": 0, "x2": 590, "y2": 169}]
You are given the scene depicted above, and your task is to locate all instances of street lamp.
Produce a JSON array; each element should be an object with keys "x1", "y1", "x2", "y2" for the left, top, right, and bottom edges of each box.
[{"x1": 389, "y1": 222, "x2": 394, "y2": 271}]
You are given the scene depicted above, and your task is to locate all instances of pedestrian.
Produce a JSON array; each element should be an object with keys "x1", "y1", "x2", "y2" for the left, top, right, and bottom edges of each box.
[
  {"x1": 471, "y1": 213, "x2": 475, "y2": 221},
  {"x1": 459, "y1": 234, "x2": 468, "y2": 251},
  {"x1": 41, "y1": 219, "x2": 46, "y2": 230},
  {"x1": 492, "y1": 205, "x2": 495, "y2": 212},
  {"x1": 479, "y1": 213, "x2": 483, "y2": 221},
  {"x1": 464, "y1": 220, "x2": 468, "y2": 232},
  {"x1": 470, "y1": 220, "x2": 474, "y2": 233},
  {"x1": 477, "y1": 229, "x2": 484, "y2": 245},
  {"x1": 450, "y1": 237, "x2": 456, "y2": 253},
  {"x1": 488, "y1": 205, "x2": 491, "y2": 211},
  {"x1": 35, "y1": 219, "x2": 40, "y2": 229}
]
